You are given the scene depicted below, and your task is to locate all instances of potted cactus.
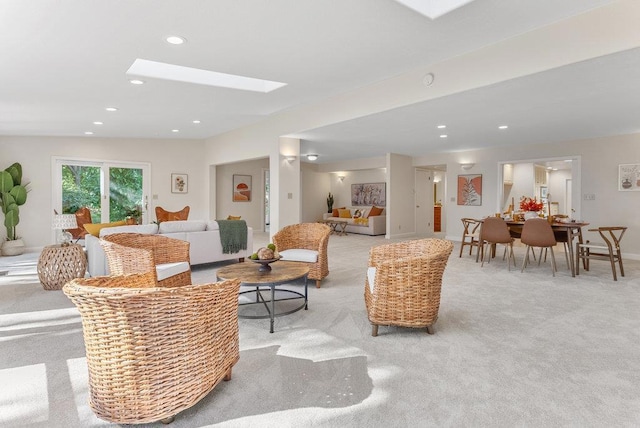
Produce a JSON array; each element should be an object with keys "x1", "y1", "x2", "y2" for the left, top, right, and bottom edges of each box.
[
  {"x1": 326, "y1": 192, "x2": 334, "y2": 214},
  {"x1": 0, "y1": 162, "x2": 29, "y2": 256}
]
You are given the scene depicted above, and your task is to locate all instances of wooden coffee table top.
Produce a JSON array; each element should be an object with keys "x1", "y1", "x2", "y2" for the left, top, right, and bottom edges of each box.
[{"x1": 216, "y1": 260, "x2": 309, "y2": 286}]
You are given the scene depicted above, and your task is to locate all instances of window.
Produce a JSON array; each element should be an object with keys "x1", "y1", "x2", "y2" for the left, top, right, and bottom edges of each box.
[{"x1": 54, "y1": 158, "x2": 151, "y2": 225}]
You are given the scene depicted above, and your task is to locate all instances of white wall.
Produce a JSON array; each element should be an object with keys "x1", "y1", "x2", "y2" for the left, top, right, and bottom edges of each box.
[
  {"x1": 548, "y1": 169, "x2": 571, "y2": 214},
  {"x1": 215, "y1": 158, "x2": 269, "y2": 231},
  {"x1": 388, "y1": 153, "x2": 415, "y2": 239},
  {"x1": 301, "y1": 163, "x2": 331, "y2": 222},
  {"x1": 0, "y1": 136, "x2": 207, "y2": 250},
  {"x1": 505, "y1": 163, "x2": 536, "y2": 212}
]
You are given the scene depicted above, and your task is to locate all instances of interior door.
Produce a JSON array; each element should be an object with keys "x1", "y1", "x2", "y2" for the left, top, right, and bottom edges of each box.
[{"x1": 415, "y1": 169, "x2": 433, "y2": 236}]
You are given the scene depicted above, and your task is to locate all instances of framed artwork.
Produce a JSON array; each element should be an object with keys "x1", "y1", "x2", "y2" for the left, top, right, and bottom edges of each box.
[
  {"x1": 540, "y1": 186, "x2": 548, "y2": 200},
  {"x1": 618, "y1": 164, "x2": 640, "y2": 191},
  {"x1": 351, "y1": 182, "x2": 386, "y2": 206},
  {"x1": 233, "y1": 174, "x2": 252, "y2": 202},
  {"x1": 457, "y1": 174, "x2": 482, "y2": 206},
  {"x1": 171, "y1": 173, "x2": 188, "y2": 194}
]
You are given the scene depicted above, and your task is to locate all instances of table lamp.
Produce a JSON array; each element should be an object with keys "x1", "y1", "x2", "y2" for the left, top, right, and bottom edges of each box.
[{"x1": 52, "y1": 214, "x2": 78, "y2": 246}]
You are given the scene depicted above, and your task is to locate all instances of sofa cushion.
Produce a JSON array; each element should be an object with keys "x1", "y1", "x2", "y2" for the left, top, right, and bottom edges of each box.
[
  {"x1": 367, "y1": 266, "x2": 376, "y2": 292},
  {"x1": 279, "y1": 249, "x2": 318, "y2": 263},
  {"x1": 206, "y1": 221, "x2": 219, "y2": 231},
  {"x1": 338, "y1": 208, "x2": 352, "y2": 218},
  {"x1": 368, "y1": 206, "x2": 384, "y2": 217},
  {"x1": 85, "y1": 220, "x2": 127, "y2": 237},
  {"x1": 99, "y1": 223, "x2": 158, "y2": 237},
  {"x1": 156, "y1": 262, "x2": 190, "y2": 281},
  {"x1": 159, "y1": 220, "x2": 206, "y2": 233}
]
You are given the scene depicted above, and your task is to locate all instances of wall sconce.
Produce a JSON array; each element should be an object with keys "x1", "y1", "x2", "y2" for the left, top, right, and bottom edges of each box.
[
  {"x1": 460, "y1": 163, "x2": 475, "y2": 171},
  {"x1": 285, "y1": 155, "x2": 297, "y2": 163},
  {"x1": 306, "y1": 154, "x2": 318, "y2": 161},
  {"x1": 338, "y1": 175, "x2": 345, "y2": 182}
]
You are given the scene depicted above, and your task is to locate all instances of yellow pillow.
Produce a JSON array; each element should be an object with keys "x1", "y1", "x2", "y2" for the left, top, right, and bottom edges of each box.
[
  {"x1": 227, "y1": 215, "x2": 242, "y2": 220},
  {"x1": 338, "y1": 209, "x2": 352, "y2": 218},
  {"x1": 84, "y1": 220, "x2": 127, "y2": 237}
]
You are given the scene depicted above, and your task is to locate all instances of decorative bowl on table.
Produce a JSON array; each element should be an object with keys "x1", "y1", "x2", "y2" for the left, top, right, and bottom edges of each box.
[{"x1": 250, "y1": 257, "x2": 281, "y2": 272}]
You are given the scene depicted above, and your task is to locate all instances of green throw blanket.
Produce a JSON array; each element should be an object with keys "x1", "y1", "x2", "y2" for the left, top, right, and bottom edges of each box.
[{"x1": 217, "y1": 219, "x2": 248, "y2": 254}]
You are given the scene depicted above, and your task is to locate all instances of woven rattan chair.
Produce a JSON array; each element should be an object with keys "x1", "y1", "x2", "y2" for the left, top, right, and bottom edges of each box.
[
  {"x1": 272, "y1": 223, "x2": 331, "y2": 288},
  {"x1": 364, "y1": 238, "x2": 454, "y2": 336},
  {"x1": 576, "y1": 226, "x2": 627, "y2": 281},
  {"x1": 100, "y1": 233, "x2": 192, "y2": 287},
  {"x1": 63, "y1": 274, "x2": 241, "y2": 424}
]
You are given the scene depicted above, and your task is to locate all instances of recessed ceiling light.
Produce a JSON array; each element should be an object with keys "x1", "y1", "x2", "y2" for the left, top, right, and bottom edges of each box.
[
  {"x1": 498, "y1": 125, "x2": 508, "y2": 129},
  {"x1": 129, "y1": 79, "x2": 145, "y2": 85},
  {"x1": 127, "y1": 59, "x2": 287, "y2": 93},
  {"x1": 166, "y1": 35, "x2": 186, "y2": 45},
  {"x1": 192, "y1": 120, "x2": 201, "y2": 124},
  {"x1": 440, "y1": 134, "x2": 448, "y2": 138},
  {"x1": 307, "y1": 154, "x2": 318, "y2": 161},
  {"x1": 437, "y1": 125, "x2": 446, "y2": 129},
  {"x1": 93, "y1": 121, "x2": 103, "y2": 125},
  {"x1": 172, "y1": 129, "x2": 180, "y2": 133},
  {"x1": 84, "y1": 131, "x2": 93, "y2": 135},
  {"x1": 105, "y1": 107, "x2": 118, "y2": 112}
]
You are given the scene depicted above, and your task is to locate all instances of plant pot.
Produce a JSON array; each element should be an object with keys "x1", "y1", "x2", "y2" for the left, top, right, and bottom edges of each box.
[
  {"x1": 2, "y1": 239, "x2": 25, "y2": 256},
  {"x1": 524, "y1": 211, "x2": 539, "y2": 220}
]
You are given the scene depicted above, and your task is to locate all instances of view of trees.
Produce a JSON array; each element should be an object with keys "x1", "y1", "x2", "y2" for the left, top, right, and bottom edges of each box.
[{"x1": 62, "y1": 165, "x2": 142, "y2": 223}]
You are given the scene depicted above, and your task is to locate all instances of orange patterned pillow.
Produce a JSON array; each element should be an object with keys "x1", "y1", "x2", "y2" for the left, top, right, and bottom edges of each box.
[{"x1": 332, "y1": 207, "x2": 345, "y2": 217}]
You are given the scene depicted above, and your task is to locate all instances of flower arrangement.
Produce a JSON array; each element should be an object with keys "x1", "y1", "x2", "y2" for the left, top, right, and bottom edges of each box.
[{"x1": 519, "y1": 196, "x2": 544, "y2": 212}]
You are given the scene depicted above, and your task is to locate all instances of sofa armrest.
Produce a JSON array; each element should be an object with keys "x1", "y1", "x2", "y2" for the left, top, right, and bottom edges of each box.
[{"x1": 368, "y1": 215, "x2": 386, "y2": 235}]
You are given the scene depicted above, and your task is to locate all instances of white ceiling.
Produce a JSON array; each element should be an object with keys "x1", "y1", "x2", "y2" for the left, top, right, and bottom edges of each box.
[{"x1": 1, "y1": 0, "x2": 636, "y2": 163}]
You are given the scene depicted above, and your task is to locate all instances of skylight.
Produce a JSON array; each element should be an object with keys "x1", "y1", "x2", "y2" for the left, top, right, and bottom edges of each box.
[
  {"x1": 393, "y1": 0, "x2": 476, "y2": 19},
  {"x1": 126, "y1": 59, "x2": 287, "y2": 93}
]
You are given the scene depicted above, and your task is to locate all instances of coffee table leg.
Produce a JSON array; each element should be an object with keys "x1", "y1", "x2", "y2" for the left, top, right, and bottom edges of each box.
[
  {"x1": 304, "y1": 274, "x2": 308, "y2": 310},
  {"x1": 270, "y1": 285, "x2": 275, "y2": 333}
]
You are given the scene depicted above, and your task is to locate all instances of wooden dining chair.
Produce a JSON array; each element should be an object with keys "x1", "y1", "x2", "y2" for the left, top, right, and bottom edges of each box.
[
  {"x1": 576, "y1": 226, "x2": 627, "y2": 281},
  {"x1": 459, "y1": 218, "x2": 481, "y2": 260},
  {"x1": 521, "y1": 218, "x2": 557, "y2": 276}
]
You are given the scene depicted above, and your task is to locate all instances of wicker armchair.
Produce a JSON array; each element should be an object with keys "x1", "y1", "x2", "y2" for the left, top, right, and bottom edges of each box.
[
  {"x1": 364, "y1": 238, "x2": 454, "y2": 336},
  {"x1": 100, "y1": 233, "x2": 191, "y2": 287},
  {"x1": 63, "y1": 274, "x2": 241, "y2": 424},
  {"x1": 272, "y1": 223, "x2": 330, "y2": 288}
]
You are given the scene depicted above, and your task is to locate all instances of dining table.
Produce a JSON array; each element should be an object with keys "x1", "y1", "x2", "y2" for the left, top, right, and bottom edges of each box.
[{"x1": 505, "y1": 219, "x2": 589, "y2": 277}]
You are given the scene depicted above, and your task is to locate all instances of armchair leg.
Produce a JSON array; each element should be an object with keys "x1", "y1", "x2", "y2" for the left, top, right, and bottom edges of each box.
[
  {"x1": 426, "y1": 325, "x2": 435, "y2": 335},
  {"x1": 224, "y1": 367, "x2": 233, "y2": 381},
  {"x1": 371, "y1": 324, "x2": 379, "y2": 337},
  {"x1": 160, "y1": 416, "x2": 175, "y2": 424},
  {"x1": 315, "y1": 279, "x2": 321, "y2": 288}
]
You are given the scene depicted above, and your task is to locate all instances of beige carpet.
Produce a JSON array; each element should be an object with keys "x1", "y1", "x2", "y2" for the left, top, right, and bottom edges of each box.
[{"x1": 1, "y1": 232, "x2": 639, "y2": 427}]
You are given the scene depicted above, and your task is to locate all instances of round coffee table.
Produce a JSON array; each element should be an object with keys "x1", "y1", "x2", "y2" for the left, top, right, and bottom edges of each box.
[{"x1": 216, "y1": 261, "x2": 309, "y2": 333}]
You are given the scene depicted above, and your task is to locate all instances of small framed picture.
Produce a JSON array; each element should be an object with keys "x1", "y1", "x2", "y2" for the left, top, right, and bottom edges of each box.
[
  {"x1": 171, "y1": 173, "x2": 188, "y2": 194},
  {"x1": 618, "y1": 164, "x2": 640, "y2": 191},
  {"x1": 233, "y1": 174, "x2": 252, "y2": 202}
]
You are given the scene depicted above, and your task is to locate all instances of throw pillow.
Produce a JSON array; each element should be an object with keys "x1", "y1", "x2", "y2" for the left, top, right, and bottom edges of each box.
[
  {"x1": 332, "y1": 207, "x2": 345, "y2": 217},
  {"x1": 368, "y1": 206, "x2": 384, "y2": 217},
  {"x1": 338, "y1": 208, "x2": 352, "y2": 218},
  {"x1": 84, "y1": 220, "x2": 127, "y2": 237},
  {"x1": 227, "y1": 215, "x2": 241, "y2": 220}
]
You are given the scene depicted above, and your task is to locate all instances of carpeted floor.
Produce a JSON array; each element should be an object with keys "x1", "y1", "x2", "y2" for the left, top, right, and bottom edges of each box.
[{"x1": 1, "y1": 232, "x2": 639, "y2": 427}]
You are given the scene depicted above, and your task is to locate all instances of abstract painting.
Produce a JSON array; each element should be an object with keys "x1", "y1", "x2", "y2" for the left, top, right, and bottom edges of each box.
[
  {"x1": 351, "y1": 183, "x2": 386, "y2": 206},
  {"x1": 457, "y1": 174, "x2": 482, "y2": 206},
  {"x1": 233, "y1": 174, "x2": 252, "y2": 201}
]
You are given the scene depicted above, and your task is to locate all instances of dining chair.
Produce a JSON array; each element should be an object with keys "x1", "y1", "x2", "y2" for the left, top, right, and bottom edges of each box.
[
  {"x1": 520, "y1": 218, "x2": 557, "y2": 276},
  {"x1": 459, "y1": 218, "x2": 481, "y2": 260},
  {"x1": 479, "y1": 217, "x2": 516, "y2": 270},
  {"x1": 576, "y1": 226, "x2": 627, "y2": 281}
]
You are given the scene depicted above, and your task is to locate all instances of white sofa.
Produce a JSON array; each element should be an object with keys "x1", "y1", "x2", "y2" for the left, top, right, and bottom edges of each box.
[
  {"x1": 85, "y1": 220, "x2": 253, "y2": 277},
  {"x1": 322, "y1": 207, "x2": 386, "y2": 236}
]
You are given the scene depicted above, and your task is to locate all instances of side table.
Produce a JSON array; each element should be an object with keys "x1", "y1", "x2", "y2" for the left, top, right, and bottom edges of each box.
[{"x1": 38, "y1": 244, "x2": 87, "y2": 290}]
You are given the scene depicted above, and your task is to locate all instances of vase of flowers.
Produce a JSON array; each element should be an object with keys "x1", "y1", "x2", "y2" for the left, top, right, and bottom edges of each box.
[{"x1": 520, "y1": 196, "x2": 543, "y2": 219}]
